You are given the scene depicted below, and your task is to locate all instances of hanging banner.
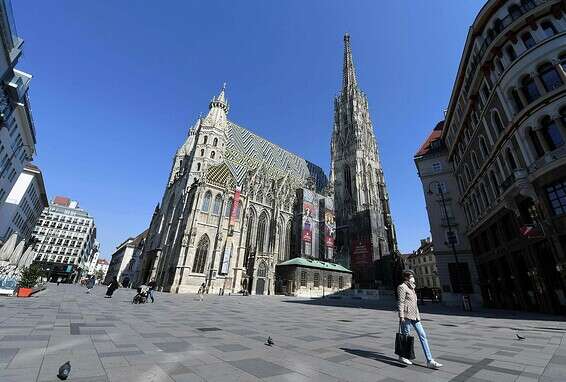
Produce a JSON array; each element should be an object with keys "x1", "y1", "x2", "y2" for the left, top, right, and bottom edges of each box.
[
  {"x1": 302, "y1": 220, "x2": 312, "y2": 242},
  {"x1": 220, "y1": 244, "x2": 232, "y2": 275},
  {"x1": 229, "y1": 187, "x2": 241, "y2": 226}
]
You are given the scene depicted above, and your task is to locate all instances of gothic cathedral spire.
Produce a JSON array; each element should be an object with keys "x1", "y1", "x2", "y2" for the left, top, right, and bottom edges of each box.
[
  {"x1": 331, "y1": 34, "x2": 398, "y2": 287},
  {"x1": 342, "y1": 33, "x2": 357, "y2": 93}
]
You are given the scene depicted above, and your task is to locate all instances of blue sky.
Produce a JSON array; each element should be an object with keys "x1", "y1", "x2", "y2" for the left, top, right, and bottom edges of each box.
[{"x1": 14, "y1": 1, "x2": 485, "y2": 257}]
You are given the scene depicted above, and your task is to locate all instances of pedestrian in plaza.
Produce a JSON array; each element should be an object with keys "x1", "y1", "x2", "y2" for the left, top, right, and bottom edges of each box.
[
  {"x1": 197, "y1": 282, "x2": 206, "y2": 301},
  {"x1": 105, "y1": 276, "x2": 119, "y2": 298},
  {"x1": 147, "y1": 279, "x2": 156, "y2": 303},
  {"x1": 397, "y1": 270, "x2": 443, "y2": 369},
  {"x1": 86, "y1": 275, "x2": 95, "y2": 294}
]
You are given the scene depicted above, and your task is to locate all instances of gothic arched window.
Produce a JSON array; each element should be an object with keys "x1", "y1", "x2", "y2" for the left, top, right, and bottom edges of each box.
[
  {"x1": 244, "y1": 211, "x2": 255, "y2": 267},
  {"x1": 257, "y1": 261, "x2": 268, "y2": 277},
  {"x1": 203, "y1": 135, "x2": 208, "y2": 144},
  {"x1": 285, "y1": 222, "x2": 292, "y2": 261},
  {"x1": 508, "y1": 4, "x2": 521, "y2": 20},
  {"x1": 193, "y1": 235, "x2": 209, "y2": 274},
  {"x1": 256, "y1": 213, "x2": 268, "y2": 253},
  {"x1": 213, "y1": 137, "x2": 218, "y2": 147},
  {"x1": 212, "y1": 194, "x2": 222, "y2": 215},
  {"x1": 196, "y1": 163, "x2": 201, "y2": 171},
  {"x1": 472, "y1": 151, "x2": 480, "y2": 171},
  {"x1": 344, "y1": 165, "x2": 353, "y2": 196},
  {"x1": 200, "y1": 149, "x2": 205, "y2": 156},
  {"x1": 201, "y1": 191, "x2": 212, "y2": 212},
  {"x1": 210, "y1": 151, "x2": 216, "y2": 159},
  {"x1": 224, "y1": 197, "x2": 233, "y2": 217}
]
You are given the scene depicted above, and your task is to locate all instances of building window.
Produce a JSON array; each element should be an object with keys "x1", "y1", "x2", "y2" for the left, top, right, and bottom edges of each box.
[
  {"x1": 508, "y1": 4, "x2": 522, "y2": 20},
  {"x1": 192, "y1": 235, "x2": 209, "y2": 274},
  {"x1": 313, "y1": 273, "x2": 320, "y2": 287},
  {"x1": 256, "y1": 213, "x2": 268, "y2": 253},
  {"x1": 541, "y1": 116, "x2": 564, "y2": 150},
  {"x1": 521, "y1": 0, "x2": 535, "y2": 11},
  {"x1": 506, "y1": 45, "x2": 517, "y2": 62},
  {"x1": 495, "y1": 58, "x2": 504, "y2": 74},
  {"x1": 224, "y1": 197, "x2": 233, "y2": 217},
  {"x1": 541, "y1": 21, "x2": 557, "y2": 38},
  {"x1": 521, "y1": 31, "x2": 536, "y2": 49},
  {"x1": 210, "y1": 151, "x2": 215, "y2": 159},
  {"x1": 464, "y1": 165, "x2": 472, "y2": 182},
  {"x1": 446, "y1": 230, "x2": 459, "y2": 246},
  {"x1": 510, "y1": 88, "x2": 524, "y2": 113},
  {"x1": 212, "y1": 194, "x2": 222, "y2": 215},
  {"x1": 472, "y1": 152, "x2": 480, "y2": 171},
  {"x1": 200, "y1": 149, "x2": 205, "y2": 156},
  {"x1": 201, "y1": 191, "x2": 212, "y2": 212},
  {"x1": 492, "y1": 110, "x2": 505, "y2": 134},
  {"x1": 257, "y1": 261, "x2": 267, "y2": 277},
  {"x1": 521, "y1": 75, "x2": 541, "y2": 103},
  {"x1": 338, "y1": 276, "x2": 344, "y2": 289},
  {"x1": 546, "y1": 179, "x2": 566, "y2": 215},
  {"x1": 196, "y1": 163, "x2": 201, "y2": 171},
  {"x1": 479, "y1": 137, "x2": 489, "y2": 158},
  {"x1": 327, "y1": 275, "x2": 333, "y2": 288},
  {"x1": 528, "y1": 127, "x2": 545, "y2": 157},
  {"x1": 560, "y1": 53, "x2": 566, "y2": 72},
  {"x1": 506, "y1": 148, "x2": 517, "y2": 171},
  {"x1": 431, "y1": 161, "x2": 442, "y2": 173},
  {"x1": 538, "y1": 63, "x2": 563, "y2": 92},
  {"x1": 344, "y1": 165, "x2": 353, "y2": 196},
  {"x1": 213, "y1": 137, "x2": 218, "y2": 147},
  {"x1": 203, "y1": 136, "x2": 208, "y2": 144},
  {"x1": 300, "y1": 271, "x2": 307, "y2": 287}
]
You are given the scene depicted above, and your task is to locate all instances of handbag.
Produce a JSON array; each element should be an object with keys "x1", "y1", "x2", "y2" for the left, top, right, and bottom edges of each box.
[{"x1": 395, "y1": 322, "x2": 415, "y2": 360}]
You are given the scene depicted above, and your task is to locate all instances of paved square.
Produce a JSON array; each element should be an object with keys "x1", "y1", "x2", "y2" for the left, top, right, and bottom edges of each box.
[{"x1": 1, "y1": 284, "x2": 565, "y2": 381}]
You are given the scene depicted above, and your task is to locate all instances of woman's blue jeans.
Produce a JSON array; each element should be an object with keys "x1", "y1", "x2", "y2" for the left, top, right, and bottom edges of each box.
[{"x1": 401, "y1": 319, "x2": 433, "y2": 362}]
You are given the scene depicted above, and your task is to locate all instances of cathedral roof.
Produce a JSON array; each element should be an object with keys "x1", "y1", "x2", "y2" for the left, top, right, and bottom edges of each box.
[
  {"x1": 224, "y1": 121, "x2": 328, "y2": 191},
  {"x1": 205, "y1": 162, "x2": 236, "y2": 187}
]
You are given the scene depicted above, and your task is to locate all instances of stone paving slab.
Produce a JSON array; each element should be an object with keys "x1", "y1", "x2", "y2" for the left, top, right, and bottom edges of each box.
[{"x1": 1, "y1": 284, "x2": 566, "y2": 381}]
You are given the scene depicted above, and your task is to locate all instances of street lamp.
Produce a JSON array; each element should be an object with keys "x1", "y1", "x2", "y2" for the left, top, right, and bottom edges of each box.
[{"x1": 427, "y1": 180, "x2": 469, "y2": 310}]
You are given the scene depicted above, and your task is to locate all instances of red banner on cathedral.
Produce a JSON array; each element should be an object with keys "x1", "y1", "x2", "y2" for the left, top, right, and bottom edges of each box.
[{"x1": 229, "y1": 187, "x2": 241, "y2": 226}]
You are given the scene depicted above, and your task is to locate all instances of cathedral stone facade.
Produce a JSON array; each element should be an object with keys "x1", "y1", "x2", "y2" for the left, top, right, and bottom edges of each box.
[
  {"x1": 330, "y1": 34, "x2": 398, "y2": 288},
  {"x1": 137, "y1": 34, "x2": 398, "y2": 294}
]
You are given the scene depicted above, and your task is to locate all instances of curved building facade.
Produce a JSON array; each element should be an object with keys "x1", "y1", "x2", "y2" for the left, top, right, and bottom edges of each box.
[{"x1": 442, "y1": 0, "x2": 566, "y2": 313}]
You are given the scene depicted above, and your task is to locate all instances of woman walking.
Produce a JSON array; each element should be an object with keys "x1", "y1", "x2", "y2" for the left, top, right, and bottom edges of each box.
[
  {"x1": 105, "y1": 276, "x2": 119, "y2": 298},
  {"x1": 397, "y1": 270, "x2": 443, "y2": 369}
]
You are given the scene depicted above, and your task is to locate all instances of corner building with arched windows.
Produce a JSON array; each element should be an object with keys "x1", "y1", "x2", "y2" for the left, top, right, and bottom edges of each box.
[{"x1": 442, "y1": 0, "x2": 566, "y2": 313}]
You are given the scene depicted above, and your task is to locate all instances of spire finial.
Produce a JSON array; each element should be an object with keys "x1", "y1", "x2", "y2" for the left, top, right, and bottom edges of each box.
[{"x1": 342, "y1": 33, "x2": 357, "y2": 92}]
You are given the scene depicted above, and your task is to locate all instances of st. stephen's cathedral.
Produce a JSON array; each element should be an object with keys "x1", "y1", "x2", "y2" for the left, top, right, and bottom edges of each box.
[{"x1": 137, "y1": 34, "x2": 399, "y2": 295}]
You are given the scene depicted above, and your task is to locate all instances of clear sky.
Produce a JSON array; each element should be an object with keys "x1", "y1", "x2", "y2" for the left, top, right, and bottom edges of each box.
[{"x1": 13, "y1": 1, "x2": 485, "y2": 258}]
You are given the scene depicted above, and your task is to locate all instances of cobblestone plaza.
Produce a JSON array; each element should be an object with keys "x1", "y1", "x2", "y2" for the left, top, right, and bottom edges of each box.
[{"x1": 1, "y1": 285, "x2": 566, "y2": 381}]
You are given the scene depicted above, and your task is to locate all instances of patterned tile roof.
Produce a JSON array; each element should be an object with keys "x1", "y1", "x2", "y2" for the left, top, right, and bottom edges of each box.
[{"x1": 225, "y1": 121, "x2": 328, "y2": 191}]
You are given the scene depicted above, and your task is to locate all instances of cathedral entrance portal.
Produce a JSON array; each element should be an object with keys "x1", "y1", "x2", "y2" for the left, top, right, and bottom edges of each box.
[
  {"x1": 255, "y1": 261, "x2": 268, "y2": 295},
  {"x1": 255, "y1": 278, "x2": 265, "y2": 295}
]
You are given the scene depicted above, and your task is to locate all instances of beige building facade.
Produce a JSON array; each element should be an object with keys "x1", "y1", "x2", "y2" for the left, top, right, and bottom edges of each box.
[{"x1": 441, "y1": 0, "x2": 566, "y2": 313}]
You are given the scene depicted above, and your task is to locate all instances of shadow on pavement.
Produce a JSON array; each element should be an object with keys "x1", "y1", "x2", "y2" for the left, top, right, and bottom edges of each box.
[
  {"x1": 340, "y1": 348, "x2": 406, "y2": 368},
  {"x1": 280, "y1": 296, "x2": 566, "y2": 322}
]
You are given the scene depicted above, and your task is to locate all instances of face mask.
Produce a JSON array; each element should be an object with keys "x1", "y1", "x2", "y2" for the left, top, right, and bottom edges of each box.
[{"x1": 408, "y1": 277, "x2": 416, "y2": 288}]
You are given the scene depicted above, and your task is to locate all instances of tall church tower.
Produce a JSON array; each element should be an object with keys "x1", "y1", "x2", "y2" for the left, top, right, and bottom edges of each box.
[{"x1": 331, "y1": 34, "x2": 398, "y2": 287}]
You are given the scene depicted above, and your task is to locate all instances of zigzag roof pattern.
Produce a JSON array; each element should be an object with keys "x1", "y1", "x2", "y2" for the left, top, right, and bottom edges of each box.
[{"x1": 224, "y1": 121, "x2": 328, "y2": 191}]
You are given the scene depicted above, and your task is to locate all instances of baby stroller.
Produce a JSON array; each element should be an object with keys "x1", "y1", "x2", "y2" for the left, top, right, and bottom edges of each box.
[{"x1": 132, "y1": 285, "x2": 150, "y2": 304}]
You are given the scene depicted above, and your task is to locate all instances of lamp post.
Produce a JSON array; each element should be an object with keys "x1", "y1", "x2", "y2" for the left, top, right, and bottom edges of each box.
[
  {"x1": 0, "y1": 143, "x2": 32, "y2": 179},
  {"x1": 427, "y1": 181, "x2": 469, "y2": 310}
]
